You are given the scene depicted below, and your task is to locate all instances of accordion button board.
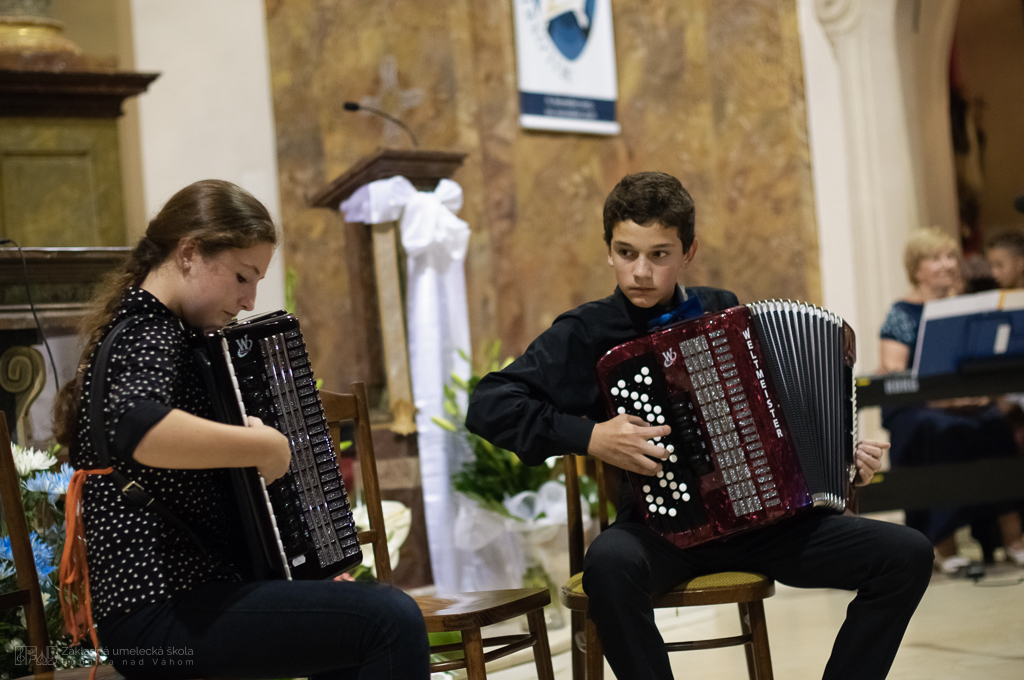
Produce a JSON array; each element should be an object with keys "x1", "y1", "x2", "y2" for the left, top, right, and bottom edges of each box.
[
  {"x1": 598, "y1": 302, "x2": 855, "y2": 549},
  {"x1": 198, "y1": 311, "x2": 362, "y2": 581}
]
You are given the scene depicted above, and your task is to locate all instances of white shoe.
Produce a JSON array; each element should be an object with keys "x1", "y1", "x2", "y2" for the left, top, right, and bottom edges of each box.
[{"x1": 936, "y1": 555, "x2": 971, "y2": 574}]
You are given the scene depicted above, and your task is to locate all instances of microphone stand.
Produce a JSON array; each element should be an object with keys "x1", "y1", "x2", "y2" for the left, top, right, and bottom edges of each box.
[{"x1": 343, "y1": 102, "x2": 419, "y2": 149}]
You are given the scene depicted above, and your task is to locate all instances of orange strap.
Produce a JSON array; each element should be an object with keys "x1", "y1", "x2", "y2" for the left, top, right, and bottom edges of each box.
[{"x1": 59, "y1": 467, "x2": 112, "y2": 663}]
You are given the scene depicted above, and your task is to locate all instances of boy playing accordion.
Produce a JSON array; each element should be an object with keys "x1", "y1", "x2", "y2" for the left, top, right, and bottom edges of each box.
[{"x1": 466, "y1": 172, "x2": 932, "y2": 680}]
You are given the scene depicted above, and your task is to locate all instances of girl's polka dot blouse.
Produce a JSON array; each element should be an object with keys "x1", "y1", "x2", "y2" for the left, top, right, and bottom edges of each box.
[{"x1": 70, "y1": 287, "x2": 248, "y2": 621}]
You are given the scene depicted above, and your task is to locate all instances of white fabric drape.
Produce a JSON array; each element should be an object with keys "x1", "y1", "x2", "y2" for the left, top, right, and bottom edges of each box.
[{"x1": 340, "y1": 176, "x2": 471, "y2": 593}]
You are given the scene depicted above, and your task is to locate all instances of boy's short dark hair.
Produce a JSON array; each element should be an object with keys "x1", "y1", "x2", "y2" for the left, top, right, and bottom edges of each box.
[
  {"x1": 603, "y1": 172, "x2": 696, "y2": 251},
  {"x1": 985, "y1": 229, "x2": 1024, "y2": 258}
]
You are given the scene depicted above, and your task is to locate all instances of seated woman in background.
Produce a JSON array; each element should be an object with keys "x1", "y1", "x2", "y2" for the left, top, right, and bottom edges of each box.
[{"x1": 879, "y1": 227, "x2": 1024, "y2": 572}]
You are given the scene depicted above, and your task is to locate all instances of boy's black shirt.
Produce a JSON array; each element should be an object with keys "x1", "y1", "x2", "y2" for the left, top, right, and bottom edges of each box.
[{"x1": 465, "y1": 285, "x2": 739, "y2": 521}]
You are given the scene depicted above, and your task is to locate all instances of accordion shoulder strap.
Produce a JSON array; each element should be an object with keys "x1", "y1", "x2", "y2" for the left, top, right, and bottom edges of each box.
[{"x1": 88, "y1": 316, "x2": 208, "y2": 554}]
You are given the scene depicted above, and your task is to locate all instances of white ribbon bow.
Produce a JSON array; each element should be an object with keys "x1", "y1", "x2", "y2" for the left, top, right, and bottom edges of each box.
[{"x1": 339, "y1": 175, "x2": 469, "y2": 258}]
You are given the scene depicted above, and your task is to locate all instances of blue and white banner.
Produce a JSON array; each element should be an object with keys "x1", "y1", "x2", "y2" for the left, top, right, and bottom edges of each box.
[{"x1": 512, "y1": 0, "x2": 620, "y2": 135}]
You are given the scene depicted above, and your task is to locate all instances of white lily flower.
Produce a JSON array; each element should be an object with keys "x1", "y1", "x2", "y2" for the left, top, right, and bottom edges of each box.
[{"x1": 11, "y1": 444, "x2": 56, "y2": 477}]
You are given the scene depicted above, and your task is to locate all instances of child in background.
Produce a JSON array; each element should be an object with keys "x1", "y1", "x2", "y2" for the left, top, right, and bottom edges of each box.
[{"x1": 985, "y1": 229, "x2": 1024, "y2": 289}]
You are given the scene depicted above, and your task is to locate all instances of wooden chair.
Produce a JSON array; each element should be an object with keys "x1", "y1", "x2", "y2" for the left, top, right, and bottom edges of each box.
[
  {"x1": 560, "y1": 454, "x2": 776, "y2": 680},
  {"x1": 0, "y1": 413, "x2": 119, "y2": 680},
  {"x1": 320, "y1": 384, "x2": 555, "y2": 680}
]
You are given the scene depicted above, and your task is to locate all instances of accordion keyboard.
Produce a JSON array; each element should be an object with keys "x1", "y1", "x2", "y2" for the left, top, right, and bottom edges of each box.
[
  {"x1": 256, "y1": 330, "x2": 361, "y2": 567},
  {"x1": 606, "y1": 356, "x2": 708, "y2": 533}
]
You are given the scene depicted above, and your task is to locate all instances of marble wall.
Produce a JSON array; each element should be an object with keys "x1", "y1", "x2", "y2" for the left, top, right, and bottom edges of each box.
[{"x1": 265, "y1": 0, "x2": 819, "y2": 585}]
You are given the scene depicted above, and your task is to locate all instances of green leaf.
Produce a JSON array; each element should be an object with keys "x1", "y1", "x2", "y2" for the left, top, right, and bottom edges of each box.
[
  {"x1": 443, "y1": 400, "x2": 459, "y2": 416},
  {"x1": 337, "y1": 440, "x2": 353, "y2": 451},
  {"x1": 431, "y1": 416, "x2": 457, "y2": 432}
]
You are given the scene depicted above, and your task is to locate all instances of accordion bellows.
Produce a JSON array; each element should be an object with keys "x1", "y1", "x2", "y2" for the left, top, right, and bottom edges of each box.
[
  {"x1": 196, "y1": 311, "x2": 362, "y2": 580},
  {"x1": 597, "y1": 301, "x2": 857, "y2": 549}
]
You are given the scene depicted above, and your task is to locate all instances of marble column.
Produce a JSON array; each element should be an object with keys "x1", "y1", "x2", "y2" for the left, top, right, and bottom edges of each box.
[{"x1": 816, "y1": 0, "x2": 915, "y2": 378}]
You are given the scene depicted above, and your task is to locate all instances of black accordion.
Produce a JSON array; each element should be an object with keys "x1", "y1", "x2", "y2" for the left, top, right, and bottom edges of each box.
[
  {"x1": 194, "y1": 311, "x2": 362, "y2": 580},
  {"x1": 596, "y1": 301, "x2": 858, "y2": 549}
]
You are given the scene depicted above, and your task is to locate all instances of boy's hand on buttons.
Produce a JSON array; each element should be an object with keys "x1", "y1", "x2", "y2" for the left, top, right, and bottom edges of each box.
[{"x1": 588, "y1": 414, "x2": 671, "y2": 475}]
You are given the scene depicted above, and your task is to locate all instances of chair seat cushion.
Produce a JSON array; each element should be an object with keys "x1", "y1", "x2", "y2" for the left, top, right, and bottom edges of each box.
[
  {"x1": 564, "y1": 570, "x2": 768, "y2": 595},
  {"x1": 561, "y1": 570, "x2": 774, "y2": 609}
]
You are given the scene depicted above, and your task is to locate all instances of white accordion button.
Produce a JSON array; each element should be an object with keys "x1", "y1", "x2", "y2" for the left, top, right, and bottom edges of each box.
[
  {"x1": 641, "y1": 393, "x2": 650, "y2": 403},
  {"x1": 641, "y1": 366, "x2": 650, "y2": 375},
  {"x1": 653, "y1": 405, "x2": 662, "y2": 414},
  {"x1": 682, "y1": 493, "x2": 691, "y2": 501},
  {"x1": 670, "y1": 481, "x2": 677, "y2": 490},
  {"x1": 611, "y1": 387, "x2": 619, "y2": 396},
  {"x1": 645, "y1": 494, "x2": 654, "y2": 502},
  {"x1": 659, "y1": 479, "x2": 667, "y2": 487},
  {"x1": 631, "y1": 391, "x2": 639, "y2": 400},
  {"x1": 666, "y1": 472, "x2": 674, "y2": 480},
  {"x1": 645, "y1": 377, "x2": 653, "y2": 385},
  {"x1": 618, "y1": 380, "x2": 626, "y2": 388},
  {"x1": 657, "y1": 470, "x2": 665, "y2": 478},
  {"x1": 644, "y1": 404, "x2": 652, "y2": 412},
  {"x1": 672, "y1": 491, "x2": 680, "y2": 500},
  {"x1": 679, "y1": 483, "x2": 687, "y2": 492},
  {"x1": 669, "y1": 455, "x2": 678, "y2": 463},
  {"x1": 656, "y1": 497, "x2": 664, "y2": 505},
  {"x1": 647, "y1": 414, "x2": 655, "y2": 422},
  {"x1": 668, "y1": 508, "x2": 677, "y2": 517},
  {"x1": 642, "y1": 485, "x2": 651, "y2": 493},
  {"x1": 634, "y1": 401, "x2": 642, "y2": 410},
  {"x1": 634, "y1": 374, "x2": 642, "y2": 383},
  {"x1": 658, "y1": 506, "x2": 667, "y2": 515},
  {"x1": 649, "y1": 504, "x2": 657, "y2": 512},
  {"x1": 657, "y1": 415, "x2": 665, "y2": 424},
  {"x1": 666, "y1": 445, "x2": 675, "y2": 453},
  {"x1": 617, "y1": 407, "x2": 626, "y2": 414}
]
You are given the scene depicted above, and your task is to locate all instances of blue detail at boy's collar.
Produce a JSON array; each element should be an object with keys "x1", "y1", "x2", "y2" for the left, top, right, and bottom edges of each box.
[{"x1": 647, "y1": 294, "x2": 705, "y2": 331}]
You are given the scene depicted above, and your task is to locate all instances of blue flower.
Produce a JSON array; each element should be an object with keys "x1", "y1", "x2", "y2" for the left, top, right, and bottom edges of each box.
[
  {"x1": 23, "y1": 463, "x2": 74, "y2": 503},
  {"x1": 0, "y1": 532, "x2": 56, "y2": 583}
]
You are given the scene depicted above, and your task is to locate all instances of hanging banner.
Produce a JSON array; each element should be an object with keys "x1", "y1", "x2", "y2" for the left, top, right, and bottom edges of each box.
[{"x1": 512, "y1": 0, "x2": 620, "y2": 135}]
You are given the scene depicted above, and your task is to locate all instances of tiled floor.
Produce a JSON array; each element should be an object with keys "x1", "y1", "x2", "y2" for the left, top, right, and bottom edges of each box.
[{"x1": 462, "y1": 562, "x2": 1024, "y2": 680}]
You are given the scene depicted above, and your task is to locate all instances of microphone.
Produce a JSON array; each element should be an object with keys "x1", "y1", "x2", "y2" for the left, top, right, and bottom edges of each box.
[
  {"x1": 343, "y1": 101, "x2": 419, "y2": 149},
  {"x1": 1014, "y1": 194, "x2": 1024, "y2": 214}
]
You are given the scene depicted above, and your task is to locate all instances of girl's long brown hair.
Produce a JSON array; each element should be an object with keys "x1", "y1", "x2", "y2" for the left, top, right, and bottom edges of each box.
[{"x1": 52, "y1": 179, "x2": 278, "y2": 450}]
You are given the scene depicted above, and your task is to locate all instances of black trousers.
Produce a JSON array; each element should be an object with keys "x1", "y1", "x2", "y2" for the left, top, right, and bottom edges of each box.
[
  {"x1": 583, "y1": 513, "x2": 933, "y2": 680},
  {"x1": 97, "y1": 579, "x2": 429, "y2": 680}
]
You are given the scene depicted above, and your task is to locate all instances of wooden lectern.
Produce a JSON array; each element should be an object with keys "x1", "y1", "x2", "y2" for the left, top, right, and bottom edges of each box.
[{"x1": 309, "y1": 149, "x2": 466, "y2": 435}]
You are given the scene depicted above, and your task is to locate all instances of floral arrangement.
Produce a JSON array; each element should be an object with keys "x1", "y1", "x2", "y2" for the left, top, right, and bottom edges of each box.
[
  {"x1": 1, "y1": 444, "x2": 99, "y2": 679},
  {"x1": 433, "y1": 342, "x2": 614, "y2": 523},
  {"x1": 432, "y1": 343, "x2": 555, "y2": 517}
]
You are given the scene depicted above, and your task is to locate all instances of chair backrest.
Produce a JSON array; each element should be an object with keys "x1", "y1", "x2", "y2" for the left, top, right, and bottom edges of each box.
[
  {"x1": 561, "y1": 454, "x2": 611, "y2": 577},
  {"x1": 320, "y1": 383, "x2": 393, "y2": 585},
  {"x1": 0, "y1": 412, "x2": 54, "y2": 672}
]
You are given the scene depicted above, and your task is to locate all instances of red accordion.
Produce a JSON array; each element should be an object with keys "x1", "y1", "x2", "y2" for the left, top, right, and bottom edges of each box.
[{"x1": 596, "y1": 301, "x2": 858, "y2": 549}]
